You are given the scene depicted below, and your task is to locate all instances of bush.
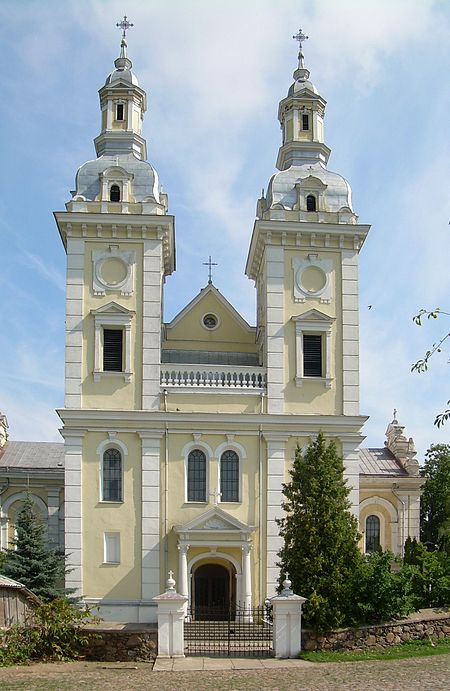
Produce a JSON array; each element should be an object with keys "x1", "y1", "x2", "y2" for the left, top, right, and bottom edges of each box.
[
  {"x1": 0, "y1": 599, "x2": 96, "y2": 666},
  {"x1": 404, "y1": 538, "x2": 450, "y2": 608},
  {"x1": 350, "y1": 550, "x2": 417, "y2": 624}
]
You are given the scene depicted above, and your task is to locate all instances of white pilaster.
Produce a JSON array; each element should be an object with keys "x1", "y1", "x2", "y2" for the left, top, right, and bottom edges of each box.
[
  {"x1": 142, "y1": 239, "x2": 163, "y2": 410},
  {"x1": 65, "y1": 238, "x2": 84, "y2": 408},
  {"x1": 341, "y1": 250, "x2": 359, "y2": 415},
  {"x1": 47, "y1": 487, "x2": 60, "y2": 547},
  {"x1": 264, "y1": 435, "x2": 287, "y2": 597},
  {"x1": 242, "y1": 542, "x2": 252, "y2": 610},
  {"x1": 265, "y1": 246, "x2": 284, "y2": 414},
  {"x1": 64, "y1": 431, "x2": 85, "y2": 598},
  {"x1": 140, "y1": 432, "x2": 162, "y2": 600},
  {"x1": 342, "y1": 440, "x2": 360, "y2": 518}
]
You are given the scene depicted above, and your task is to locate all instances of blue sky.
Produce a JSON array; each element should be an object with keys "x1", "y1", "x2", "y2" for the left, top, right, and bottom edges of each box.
[{"x1": 0, "y1": 0, "x2": 449, "y2": 459}]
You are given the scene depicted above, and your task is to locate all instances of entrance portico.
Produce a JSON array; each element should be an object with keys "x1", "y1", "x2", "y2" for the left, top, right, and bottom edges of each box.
[{"x1": 174, "y1": 507, "x2": 255, "y2": 612}]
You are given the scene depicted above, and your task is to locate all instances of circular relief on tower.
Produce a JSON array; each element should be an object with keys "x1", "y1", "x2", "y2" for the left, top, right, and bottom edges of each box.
[
  {"x1": 297, "y1": 265, "x2": 327, "y2": 295},
  {"x1": 202, "y1": 313, "x2": 220, "y2": 330},
  {"x1": 99, "y1": 257, "x2": 128, "y2": 287}
]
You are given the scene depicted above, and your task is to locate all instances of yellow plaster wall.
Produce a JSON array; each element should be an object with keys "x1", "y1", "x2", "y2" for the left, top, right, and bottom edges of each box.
[
  {"x1": 82, "y1": 432, "x2": 141, "y2": 599},
  {"x1": 164, "y1": 291, "x2": 257, "y2": 353},
  {"x1": 165, "y1": 393, "x2": 262, "y2": 414},
  {"x1": 81, "y1": 241, "x2": 144, "y2": 410},
  {"x1": 282, "y1": 250, "x2": 343, "y2": 415}
]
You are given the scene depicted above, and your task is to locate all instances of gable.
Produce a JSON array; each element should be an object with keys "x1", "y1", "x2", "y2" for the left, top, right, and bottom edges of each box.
[
  {"x1": 164, "y1": 284, "x2": 257, "y2": 352},
  {"x1": 174, "y1": 507, "x2": 255, "y2": 536}
]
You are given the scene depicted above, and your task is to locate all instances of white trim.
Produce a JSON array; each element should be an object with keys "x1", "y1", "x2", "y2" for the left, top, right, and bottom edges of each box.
[
  {"x1": 1, "y1": 492, "x2": 48, "y2": 550},
  {"x1": 183, "y1": 444, "x2": 211, "y2": 504},
  {"x1": 96, "y1": 437, "x2": 129, "y2": 457},
  {"x1": 363, "y1": 512, "x2": 382, "y2": 553},
  {"x1": 201, "y1": 312, "x2": 221, "y2": 331},
  {"x1": 215, "y1": 442, "x2": 245, "y2": 504},
  {"x1": 96, "y1": 437, "x2": 128, "y2": 503},
  {"x1": 359, "y1": 496, "x2": 398, "y2": 554},
  {"x1": 187, "y1": 550, "x2": 243, "y2": 609},
  {"x1": 91, "y1": 303, "x2": 135, "y2": 383},
  {"x1": 103, "y1": 531, "x2": 121, "y2": 564},
  {"x1": 292, "y1": 309, "x2": 334, "y2": 388}
]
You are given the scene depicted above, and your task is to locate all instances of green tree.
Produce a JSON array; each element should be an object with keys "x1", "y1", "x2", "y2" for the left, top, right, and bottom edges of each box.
[
  {"x1": 3, "y1": 495, "x2": 71, "y2": 601},
  {"x1": 277, "y1": 433, "x2": 363, "y2": 633},
  {"x1": 420, "y1": 444, "x2": 450, "y2": 552},
  {"x1": 411, "y1": 308, "x2": 450, "y2": 427}
]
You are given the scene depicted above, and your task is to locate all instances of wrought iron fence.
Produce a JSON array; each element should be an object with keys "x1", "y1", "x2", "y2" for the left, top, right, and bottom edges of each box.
[{"x1": 184, "y1": 602, "x2": 273, "y2": 657}]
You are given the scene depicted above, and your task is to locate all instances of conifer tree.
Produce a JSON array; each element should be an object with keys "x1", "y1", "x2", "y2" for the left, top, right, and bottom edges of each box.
[
  {"x1": 3, "y1": 495, "x2": 70, "y2": 601},
  {"x1": 277, "y1": 432, "x2": 363, "y2": 632}
]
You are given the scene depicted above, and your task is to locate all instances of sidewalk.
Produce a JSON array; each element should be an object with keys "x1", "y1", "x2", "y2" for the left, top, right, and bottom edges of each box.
[{"x1": 153, "y1": 656, "x2": 316, "y2": 671}]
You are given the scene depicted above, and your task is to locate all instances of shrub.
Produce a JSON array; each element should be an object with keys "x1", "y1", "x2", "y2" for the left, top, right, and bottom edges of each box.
[{"x1": 0, "y1": 599, "x2": 96, "y2": 666}]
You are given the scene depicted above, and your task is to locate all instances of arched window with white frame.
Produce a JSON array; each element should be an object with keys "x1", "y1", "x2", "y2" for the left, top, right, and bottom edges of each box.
[
  {"x1": 187, "y1": 449, "x2": 207, "y2": 502},
  {"x1": 365, "y1": 514, "x2": 380, "y2": 552},
  {"x1": 102, "y1": 448, "x2": 122, "y2": 502},
  {"x1": 219, "y1": 450, "x2": 239, "y2": 502}
]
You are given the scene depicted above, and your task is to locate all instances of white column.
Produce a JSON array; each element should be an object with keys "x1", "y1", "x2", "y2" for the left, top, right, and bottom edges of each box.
[
  {"x1": 341, "y1": 249, "x2": 360, "y2": 416},
  {"x1": 142, "y1": 239, "x2": 163, "y2": 410},
  {"x1": 265, "y1": 246, "x2": 285, "y2": 414},
  {"x1": 64, "y1": 431, "x2": 85, "y2": 598},
  {"x1": 177, "y1": 543, "x2": 189, "y2": 599},
  {"x1": 65, "y1": 238, "x2": 84, "y2": 408},
  {"x1": 342, "y1": 439, "x2": 360, "y2": 518},
  {"x1": 47, "y1": 487, "x2": 60, "y2": 547},
  {"x1": 242, "y1": 542, "x2": 252, "y2": 610},
  {"x1": 106, "y1": 99, "x2": 112, "y2": 129},
  {"x1": 139, "y1": 432, "x2": 162, "y2": 605},
  {"x1": 264, "y1": 435, "x2": 287, "y2": 597}
]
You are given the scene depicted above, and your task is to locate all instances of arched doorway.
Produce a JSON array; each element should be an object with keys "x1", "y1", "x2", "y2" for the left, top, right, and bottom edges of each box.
[{"x1": 193, "y1": 562, "x2": 236, "y2": 619}]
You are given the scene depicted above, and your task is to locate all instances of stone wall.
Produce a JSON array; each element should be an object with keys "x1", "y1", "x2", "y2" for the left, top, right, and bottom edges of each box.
[
  {"x1": 302, "y1": 611, "x2": 450, "y2": 652},
  {"x1": 82, "y1": 626, "x2": 158, "y2": 662}
]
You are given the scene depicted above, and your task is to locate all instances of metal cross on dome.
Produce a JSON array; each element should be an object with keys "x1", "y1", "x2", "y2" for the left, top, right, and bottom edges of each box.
[
  {"x1": 116, "y1": 15, "x2": 134, "y2": 38},
  {"x1": 203, "y1": 255, "x2": 218, "y2": 284},
  {"x1": 293, "y1": 28, "x2": 308, "y2": 52}
]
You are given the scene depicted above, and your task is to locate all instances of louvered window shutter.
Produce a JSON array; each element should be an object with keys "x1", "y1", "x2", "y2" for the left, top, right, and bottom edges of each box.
[
  {"x1": 103, "y1": 329, "x2": 123, "y2": 371},
  {"x1": 303, "y1": 334, "x2": 322, "y2": 377}
]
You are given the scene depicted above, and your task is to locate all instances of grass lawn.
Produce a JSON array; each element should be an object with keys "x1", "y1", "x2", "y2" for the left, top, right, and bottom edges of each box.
[{"x1": 300, "y1": 636, "x2": 450, "y2": 662}]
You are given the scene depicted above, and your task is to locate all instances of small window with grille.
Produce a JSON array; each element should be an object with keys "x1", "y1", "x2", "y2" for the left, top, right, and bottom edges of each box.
[
  {"x1": 220, "y1": 450, "x2": 239, "y2": 502},
  {"x1": 102, "y1": 448, "x2": 122, "y2": 502},
  {"x1": 103, "y1": 329, "x2": 123, "y2": 372},
  {"x1": 116, "y1": 103, "x2": 124, "y2": 121},
  {"x1": 302, "y1": 113, "x2": 309, "y2": 130},
  {"x1": 303, "y1": 334, "x2": 322, "y2": 377},
  {"x1": 306, "y1": 194, "x2": 317, "y2": 212},
  {"x1": 110, "y1": 184, "x2": 121, "y2": 202},
  {"x1": 187, "y1": 449, "x2": 207, "y2": 502},
  {"x1": 365, "y1": 515, "x2": 381, "y2": 552}
]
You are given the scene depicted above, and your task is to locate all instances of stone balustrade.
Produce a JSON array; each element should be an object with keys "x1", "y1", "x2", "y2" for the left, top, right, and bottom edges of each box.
[{"x1": 160, "y1": 364, "x2": 266, "y2": 390}]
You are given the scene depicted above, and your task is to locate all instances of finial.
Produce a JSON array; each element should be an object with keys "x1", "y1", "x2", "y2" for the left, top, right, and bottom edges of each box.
[
  {"x1": 116, "y1": 15, "x2": 134, "y2": 39},
  {"x1": 281, "y1": 572, "x2": 293, "y2": 596},
  {"x1": 293, "y1": 28, "x2": 309, "y2": 68},
  {"x1": 203, "y1": 255, "x2": 218, "y2": 285},
  {"x1": 393, "y1": 408, "x2": 398, "y2": 423},
  {"x1": 166, "y1": 570, "x2": 176, "y2": 592}
]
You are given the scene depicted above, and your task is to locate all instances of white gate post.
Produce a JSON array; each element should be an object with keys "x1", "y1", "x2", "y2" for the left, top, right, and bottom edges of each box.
[
  {"x1": 153, "y1": 573, "x2": 188, "y2": 658},
  {"x1": 271, "y1": 577, "x2": 307, "y2": 658}
]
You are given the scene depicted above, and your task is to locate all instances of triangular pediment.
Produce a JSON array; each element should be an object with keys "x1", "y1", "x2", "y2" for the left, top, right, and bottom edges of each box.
[
  {"x1": 296, "y1": 175, "x2": 327, "y2": 190},
  {"x1": 174, "y1": 507, "x2": 254, "y2": 535},
  {"x1": 90, "y1": 301, "x2": 135, "y2": 316},
  {"x1": 292, "y1": 308, "x2": 334, "y2": 324}
]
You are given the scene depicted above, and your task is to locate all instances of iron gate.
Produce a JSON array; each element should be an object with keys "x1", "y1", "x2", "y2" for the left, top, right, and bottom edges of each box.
[{"x1": 184, "y1": 603, "x2": 273, "y2": 657}]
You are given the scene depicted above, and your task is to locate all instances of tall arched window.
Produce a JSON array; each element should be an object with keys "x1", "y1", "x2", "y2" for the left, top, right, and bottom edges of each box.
[
  {"x1": 102, "y1": 448, "x2": 122, "y2": 501},
  {"x1": 110, "y1": 184, "x2": 121, "y2": 202},
  {"x1": 220, "y1": 450, "x2": 239, "y2": 502},
  {"x1": 187, "y1": 449, "x2": 206, "y2": 502},
  {"x1": 365, "y1": 514, "x2": 380, "y2": 552},
  {"x1": 306, "y1": 194, "x2": 316, "y2": 212}
]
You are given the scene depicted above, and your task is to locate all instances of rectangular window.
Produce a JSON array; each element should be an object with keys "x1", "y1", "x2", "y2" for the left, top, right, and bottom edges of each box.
[
  {"x1": 103, "y1": 329, "x2": 123, "y2": 372},
  {"x1": 116, "y1": 103, "x2": 124, "y2": 121},
  {"x1": 302, "y1": 113, "x2": 309, "y2": 130},
  {"x1": 104, "y1": 532, "x2": 120, "y2": 564},
  {"x1": 303, "y1": 334, "x2": 322, "y2": 377}
]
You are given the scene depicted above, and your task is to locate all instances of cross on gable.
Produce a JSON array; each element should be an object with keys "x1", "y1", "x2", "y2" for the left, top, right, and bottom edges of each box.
[
  {"x1": 293, "y1": 28, "x2": 308, "y2": 53},
  {"x1": 203, "y1": 255, "x2": 218, "y2": 284}
]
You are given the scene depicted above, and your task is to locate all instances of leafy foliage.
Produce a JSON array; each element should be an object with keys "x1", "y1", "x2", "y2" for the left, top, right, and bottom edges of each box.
[
  {"x1": 0, "y1": 599, "x2": 95, "y2": 666},
  {"x1": 350, "y1": 551, "x2": 417, "y2": 623},
  {"x1": 3, "y1": 494, "x2": 72, "y2": 600},
  {"x1": 277, "y1": 433, "x2": 363, "y2": 633},
  {"x1": 404, "y1": 537, "x2": 450, "y2": 608},
  {"x1": 420, "y1": 444, "x2": 450, "y2": 552},
  {"x1": 411, "y1": 308, "x2": 450, "y2": 427}
]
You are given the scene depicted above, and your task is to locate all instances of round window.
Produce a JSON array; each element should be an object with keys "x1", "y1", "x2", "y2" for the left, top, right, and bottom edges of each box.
[{"x1": 202, "y1": 313, "x2": 218, "y2": 329}]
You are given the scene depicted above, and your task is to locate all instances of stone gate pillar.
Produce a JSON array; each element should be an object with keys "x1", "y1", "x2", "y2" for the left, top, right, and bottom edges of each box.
[
  {"x1": 271, "y1": 577, "x2": 307, "y2": 658},
  {"x1": 153, "y1": 573, "x2": 188, "y2": 658}
]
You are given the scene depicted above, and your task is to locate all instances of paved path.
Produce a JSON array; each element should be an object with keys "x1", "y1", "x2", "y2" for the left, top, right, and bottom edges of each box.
[
  {"x1": 0, "y1": 655, "x2": 449, "y2": 690},
  {"x1": 153, "y1": 656, "x2": 316, "y2": 670}
]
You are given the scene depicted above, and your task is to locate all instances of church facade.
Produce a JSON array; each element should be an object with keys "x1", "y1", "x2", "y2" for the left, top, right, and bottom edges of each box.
[{"x1": 1, "y1": 29, "x2": 423, "y2": 623}]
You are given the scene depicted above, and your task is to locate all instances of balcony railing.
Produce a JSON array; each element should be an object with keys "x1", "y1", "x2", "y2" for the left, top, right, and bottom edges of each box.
[{"x1": 160, "y1": 364, "x2": 266, "y2": 390}]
